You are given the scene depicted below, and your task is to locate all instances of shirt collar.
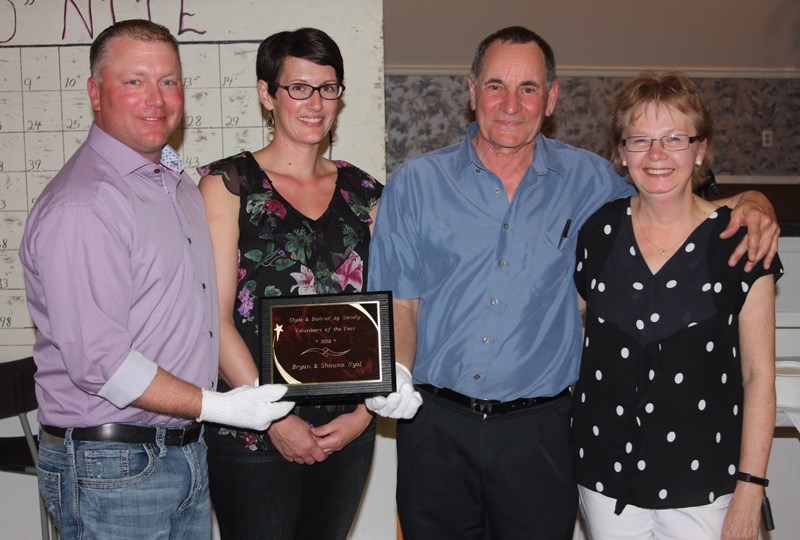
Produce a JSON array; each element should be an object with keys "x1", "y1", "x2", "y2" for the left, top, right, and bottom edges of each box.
[
  {"x1": 160, "y1": 146, "x2": 185, "y2": 173},
  {"x1": 87, "y1": 123, "x2": 184, "y2": 177},
  {"x1": 457, "y1": 122, "x2": 488, "y2": 179},
  {"x1": 530, "y1": 132, "x2": 566, "y2": 180},
  {"x1": 458, "y1": 122, "x2": 566, "y2": 183}
]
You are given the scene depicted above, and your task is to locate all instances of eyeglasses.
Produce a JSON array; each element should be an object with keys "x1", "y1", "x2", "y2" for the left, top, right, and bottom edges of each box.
[
  {"x1": 271, "y1": 82, "x2": 345, "y2": 100},
  {"x1": 622, "y1": 134, "x2": 703, "y2": 152}
]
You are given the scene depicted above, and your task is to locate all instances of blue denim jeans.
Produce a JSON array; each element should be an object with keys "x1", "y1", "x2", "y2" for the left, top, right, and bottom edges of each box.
[{"x1": 37, "y1": 426, "x2": 211, "y2": 539}]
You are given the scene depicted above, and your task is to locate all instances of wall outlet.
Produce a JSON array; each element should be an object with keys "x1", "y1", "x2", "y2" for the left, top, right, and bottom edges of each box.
[{"x1": 762, "y1": 129, "x2": 773, "y2": 148}]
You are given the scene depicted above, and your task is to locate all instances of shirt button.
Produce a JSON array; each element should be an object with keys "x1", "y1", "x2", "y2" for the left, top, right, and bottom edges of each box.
[
  {"x1": 503, "y1": 223, "x2": 509, "y2": 229},
  {"x1": 154, "y1": 168, "x2": 161, "y2": 173},
  {"x1": 474, "y1": 374, "x2": 481, "y2": 380},
  {"x1": 490, "y1": 298, "x2": 499, "y2": 305},
  {"x1": 494, "y1": 187, "x2": 501, "y2": 194},
  {"x1": 187, "y1": 237, "x2": 192, "y2": 244},
  {"x1": 498, "y1": 259, "x2": 506, "y2": 267},
  {"x1": 482, "y1": 336, "x2": 490, "y2": 343},
  {"x1": 202, "y1": 283, "x2": 207, "y2": 290},
  {"x1": 209, "y1": 331, "x2": 214, "y2": 338}
]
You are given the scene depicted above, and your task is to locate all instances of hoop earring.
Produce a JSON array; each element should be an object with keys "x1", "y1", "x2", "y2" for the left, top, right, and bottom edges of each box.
[{"x1": 265, "y1": 111, "x2": 275, "y2": 130}]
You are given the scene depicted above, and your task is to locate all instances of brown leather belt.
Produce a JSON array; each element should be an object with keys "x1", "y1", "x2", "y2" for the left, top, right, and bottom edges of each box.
[
  {"x1": 41, "y1": 422, "x2": 202, "y2": 447},
  {"x1": 418, "y1": 384, "x2": 570, "y2": 415}
]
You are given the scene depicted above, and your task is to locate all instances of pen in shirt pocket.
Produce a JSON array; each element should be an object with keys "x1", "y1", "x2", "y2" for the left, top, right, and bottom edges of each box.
[{"x1": 557, "y1": 218, "x2": 572, "y2": 249}]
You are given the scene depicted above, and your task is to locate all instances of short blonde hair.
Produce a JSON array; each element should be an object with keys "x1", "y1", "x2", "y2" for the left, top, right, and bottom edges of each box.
[
  {"x1": 610, "y1": 71, "x2": 713, "y2": 189},
  {"x1": 90, "y1": 19, "x2": 179, "y2": 81}
]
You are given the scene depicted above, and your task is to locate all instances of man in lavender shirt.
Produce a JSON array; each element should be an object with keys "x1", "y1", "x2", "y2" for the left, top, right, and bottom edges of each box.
[{"x1": 19, "y1": 20, "x2": 294, "y2": 538}]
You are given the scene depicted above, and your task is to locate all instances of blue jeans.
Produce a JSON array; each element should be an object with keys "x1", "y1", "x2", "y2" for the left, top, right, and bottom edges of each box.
[{"x1": 37, "y1": 427, "x2": 211, "y2": 539}]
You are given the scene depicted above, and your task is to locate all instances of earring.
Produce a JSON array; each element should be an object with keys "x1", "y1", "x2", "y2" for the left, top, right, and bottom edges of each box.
[
  {"x1": 265, "y1": 111, "x2": 275, "y2": 130},
  {"x1": 621, "y1": 160, "x2": 627, "y2": 167},
  {"x1": 695, "y1": 159, "x2": 702, "y2": 166},
  {"x1": 327, "y1": 119, "x2": 339, "y2": 145}
]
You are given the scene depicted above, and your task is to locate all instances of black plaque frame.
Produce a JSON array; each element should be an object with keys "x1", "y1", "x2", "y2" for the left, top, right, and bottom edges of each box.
[{"x1": 259, "y1": 291, "x2": 395, "y2": 403}]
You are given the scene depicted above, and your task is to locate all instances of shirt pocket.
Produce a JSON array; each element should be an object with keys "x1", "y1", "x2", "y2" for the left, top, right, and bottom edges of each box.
[{"x1": 528, "y1": 222, "x2": 575, "y2": 298}]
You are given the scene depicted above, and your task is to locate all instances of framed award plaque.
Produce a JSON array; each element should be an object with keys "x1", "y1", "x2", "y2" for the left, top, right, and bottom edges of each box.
[{"x1": 259, "y1": 291, "x2": 395, "y2": 402}]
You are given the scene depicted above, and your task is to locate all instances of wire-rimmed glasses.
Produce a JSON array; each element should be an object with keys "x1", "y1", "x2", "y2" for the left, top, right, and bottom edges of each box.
[{"x1": 622, "y1": 134, "x2": 703, "y2": 152}]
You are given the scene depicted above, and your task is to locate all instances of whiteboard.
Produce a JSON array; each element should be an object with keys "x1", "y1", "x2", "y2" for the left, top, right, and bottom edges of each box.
[{"x1": 0, "y1": 0, "x2": 386, "y2": 362}]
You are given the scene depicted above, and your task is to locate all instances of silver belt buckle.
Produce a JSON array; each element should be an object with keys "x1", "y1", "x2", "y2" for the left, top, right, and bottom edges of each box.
[
  {"x1": 470, "y1": 399, "x2": 493, "y2": 414},
  {"x1": 177, "y1": 427, "x2": 188, "y2": 446}
]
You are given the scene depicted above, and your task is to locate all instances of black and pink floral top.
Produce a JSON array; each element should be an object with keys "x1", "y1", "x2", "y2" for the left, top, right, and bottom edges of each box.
[{"x1": 197, "y1": 151, "x2": 382, "y2": 450}]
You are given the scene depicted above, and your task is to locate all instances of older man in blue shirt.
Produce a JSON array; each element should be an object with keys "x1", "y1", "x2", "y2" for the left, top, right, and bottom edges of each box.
[{"x1": 369, "y1": 26, "x2": 779, "y2": 539}]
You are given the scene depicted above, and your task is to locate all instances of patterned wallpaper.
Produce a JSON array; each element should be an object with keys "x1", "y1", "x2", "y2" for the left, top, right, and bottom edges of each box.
[{"x1": 384, "y1": 74, "x2": 800, "y2": 178}]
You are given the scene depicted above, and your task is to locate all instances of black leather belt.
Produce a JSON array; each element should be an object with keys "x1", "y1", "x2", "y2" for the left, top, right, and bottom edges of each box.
[
  {"x1": 42, "y1": 422, "x2": 202, "y2": 447},
  {"x1": 418, "y1": 384, "x2": 570, "y2": 415}
]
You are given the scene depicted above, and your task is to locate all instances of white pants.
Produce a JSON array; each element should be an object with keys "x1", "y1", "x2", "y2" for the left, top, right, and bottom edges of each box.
[{"x1": 578, "y1": 485, "x2": 733, "y2": 540}]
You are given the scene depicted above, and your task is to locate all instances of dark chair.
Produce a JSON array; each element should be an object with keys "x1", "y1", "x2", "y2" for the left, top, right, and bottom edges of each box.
[{"x1": 0, "y1": 356, "x2": 56, "y2": 539}]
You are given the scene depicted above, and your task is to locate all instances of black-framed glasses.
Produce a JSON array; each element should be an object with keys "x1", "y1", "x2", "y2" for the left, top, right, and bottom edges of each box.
[
  {"x1": 622, "y1": 134, "x2": 703, "y2": 152},
  {"x1": 271, "y1": 82, "x2": 345, "y2": 100}
]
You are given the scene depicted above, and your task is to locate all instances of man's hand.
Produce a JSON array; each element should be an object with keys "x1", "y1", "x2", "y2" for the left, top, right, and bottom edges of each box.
[
  {"x1": 720, "y1": 192, "x2": 780, "y2": 272},
  {"x1": 198, "y1": 384, "x2": 295, "y2": 431},
  {"x1": 365, "y1": 363, "x2": 422, "y2": 419}
]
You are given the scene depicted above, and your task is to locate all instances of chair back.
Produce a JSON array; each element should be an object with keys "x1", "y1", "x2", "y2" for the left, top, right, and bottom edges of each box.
[
  {"x1": 0, "y1": 356, "x2": 38, "y2": 420},
  {"x1": 0, "y1": 357, "x2": 56, "y2": 539}
]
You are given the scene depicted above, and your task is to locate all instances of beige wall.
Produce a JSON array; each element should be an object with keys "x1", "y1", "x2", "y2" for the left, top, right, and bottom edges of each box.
[{"x1": 384, "y1": 0, "x2": 800, "y2": 75}]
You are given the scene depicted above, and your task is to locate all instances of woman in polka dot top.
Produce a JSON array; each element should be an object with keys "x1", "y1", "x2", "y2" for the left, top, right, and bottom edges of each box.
[{"x1": 572, "y1": 71, "x2": 784, "y2": 540}]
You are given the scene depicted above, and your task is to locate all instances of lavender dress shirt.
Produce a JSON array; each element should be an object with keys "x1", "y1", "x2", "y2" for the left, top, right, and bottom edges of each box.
[{"x1": 20, "y1": 123, "x2": 219, "y2": 427}]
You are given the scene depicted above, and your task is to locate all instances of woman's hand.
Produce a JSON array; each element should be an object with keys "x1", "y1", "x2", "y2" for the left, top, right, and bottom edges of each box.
[
  {"x1": 311, "y1": 405, "x2": 372, "y2": 455},
  {"x1": 267, "y1": 413, "x2": 327, "y2": 464},
  {"x1": 721, "y1": 483, "x2": 763, "y2": 540}
]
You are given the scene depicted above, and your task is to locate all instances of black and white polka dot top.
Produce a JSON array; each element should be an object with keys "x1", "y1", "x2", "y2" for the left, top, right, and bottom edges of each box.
[{"x1": 572, "y1": 197, "x2": 783, "y2": 513}]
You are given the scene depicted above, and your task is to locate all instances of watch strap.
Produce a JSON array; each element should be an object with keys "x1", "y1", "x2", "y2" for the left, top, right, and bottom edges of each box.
[{"x1": 735, "y1": 471, "x2": 769, "y2": 487}]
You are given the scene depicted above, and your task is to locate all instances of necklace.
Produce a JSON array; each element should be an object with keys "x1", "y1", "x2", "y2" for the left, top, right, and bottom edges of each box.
[{"x1": 633, "y1": 200, "x2": 699, "y2": 257}]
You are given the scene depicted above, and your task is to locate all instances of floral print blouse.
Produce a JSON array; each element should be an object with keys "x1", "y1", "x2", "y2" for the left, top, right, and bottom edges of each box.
[{"x1": 197, "y1": 151, "x2": 382, "y2": 450}]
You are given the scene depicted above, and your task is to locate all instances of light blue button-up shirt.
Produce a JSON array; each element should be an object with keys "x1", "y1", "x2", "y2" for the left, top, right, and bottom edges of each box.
[{"x1": 369, "y1": 123, "x2": 634, "y2": 400}]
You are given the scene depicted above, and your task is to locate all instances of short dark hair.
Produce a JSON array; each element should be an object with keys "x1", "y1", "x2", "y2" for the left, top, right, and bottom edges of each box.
[
  {"x1": 90, "y1": 19, "x2": 179, "y2": 80},
  {"x1": 256, "y1": 27, "x2": 344, "y2": 97},
  {"x1": 471, "y1": 26, "x2": 556, "y2": 88},
  {"x1": 610, "y1": 71, "x2": 714, "y2": 188}
]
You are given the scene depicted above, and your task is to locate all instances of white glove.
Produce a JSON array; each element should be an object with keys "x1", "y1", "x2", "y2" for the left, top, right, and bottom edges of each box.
[
  {"x1": 198, "y1": 384, "x2": 295, "y2": 431},
  {"x1": 365, "y1": 363, "x2": 422, "y2": 419}
]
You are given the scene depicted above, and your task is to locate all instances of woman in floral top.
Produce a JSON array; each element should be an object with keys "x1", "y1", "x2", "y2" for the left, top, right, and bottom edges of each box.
[{"x1": 198, "y1": 28, "x2": 382, "y2": 540}]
